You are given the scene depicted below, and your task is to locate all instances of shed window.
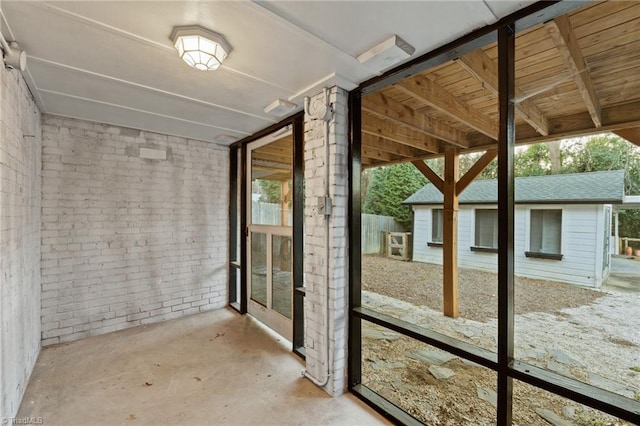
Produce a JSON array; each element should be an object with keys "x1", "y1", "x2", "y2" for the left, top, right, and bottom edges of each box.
[
  {"x1": 431, "y1": 209, "x2": 443, "y2": 243},
  {"x1": 474, "y1": 209, "x2": 498, "y2": 249},
  {"x1": 528, "y1": 209, "x2": 562, "y2": 258}
]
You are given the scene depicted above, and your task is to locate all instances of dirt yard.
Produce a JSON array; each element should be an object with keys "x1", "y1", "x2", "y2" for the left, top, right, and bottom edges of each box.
[
  {"x1": 362, "y1": 254, "x2": 604, "y2": 322},
  {"x1": 360, "y1": 255, "x2": 638, "y2": 425}
]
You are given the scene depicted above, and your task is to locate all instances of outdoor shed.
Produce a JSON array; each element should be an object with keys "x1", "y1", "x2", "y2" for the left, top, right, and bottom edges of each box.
[{"x1": 404, "y1": 170, "x2": 625, "y2": 288}]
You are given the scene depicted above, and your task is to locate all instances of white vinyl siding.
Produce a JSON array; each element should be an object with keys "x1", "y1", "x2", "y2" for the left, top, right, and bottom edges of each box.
[
  {"x1": 412, "y1": 204, "x2": 608, "y2": 288},
  {"x1": 474, "y1": 209, "x2": 498, "y2": 249},
  {"x1": 529, "y1": 209, "x2": 562, "y2": 254}
]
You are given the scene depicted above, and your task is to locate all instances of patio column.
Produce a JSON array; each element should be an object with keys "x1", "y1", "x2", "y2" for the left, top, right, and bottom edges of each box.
[
  {"x1": 413, "y1": 148, "x2": 497, "y2": 319},
  {"x1": 303, "y1": 86, "x2": 349, "y2": 396},
  {"x1": 443, "y1": 150, "x2": 460, "y2": 318}
]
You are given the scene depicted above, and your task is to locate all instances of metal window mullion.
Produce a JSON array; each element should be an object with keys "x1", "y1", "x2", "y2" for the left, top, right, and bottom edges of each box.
[
  {"x1": 292, "y1": 115, "x2": 305, "y2": 355},
  {"x1": 266, "y1": 232, "x2": 273, "y2": 309},
  {"x1": 348, "y1": 90, "x2": 363, "y2": 389},
  {"x1": 497, "y1": 24, "x2": 516, "y2": 426},
  {"x1": 240, "y1": 144, "x2": 248, "y2": 314}
]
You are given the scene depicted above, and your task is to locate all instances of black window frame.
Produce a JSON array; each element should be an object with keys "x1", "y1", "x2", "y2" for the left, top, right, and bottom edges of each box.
[
  {"x1": 473, "y1": 208, "x2": 499, "y2": 252},
  {"x1": 526, "y1": 208, "x2": 563, "y2": 260},
  {"x1": 431, "y1": 208, "x2": 443, "y2": 244},
  {"x1": 348, "y1": 1, "x2": 640, "y2": 424}
]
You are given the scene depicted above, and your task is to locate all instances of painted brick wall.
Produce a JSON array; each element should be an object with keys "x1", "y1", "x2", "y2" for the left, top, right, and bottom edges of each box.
[
  {"x1": 0, "y1": 68, "x2": 42, "y2": 419},
  {"x1": 303, "y1": 87, "x2": 349, "y2": 396},
  {"x1": 40, "y1": 116, "x2": 228, "y2": 345}
]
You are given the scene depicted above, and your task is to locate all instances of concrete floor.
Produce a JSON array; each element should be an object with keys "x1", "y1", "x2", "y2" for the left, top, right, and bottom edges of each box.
[
  {"x1": 603, "y1": 256, "x2": 640, "y2": 294},
  {"x1": 18, "y1": 309, "x2": 388, "y2": 426}
]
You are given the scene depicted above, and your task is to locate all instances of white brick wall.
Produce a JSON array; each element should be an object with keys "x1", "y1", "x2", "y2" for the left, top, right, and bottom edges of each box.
[
  {"x1": 0, "y1": 68, "x2": 42, "y2": 419},
  {"x1": 303, "y1": 87, "x2": 349, "y2": 396},
  {"x1": 40, "y1": 116, "x2": 229, "y2": 345}
]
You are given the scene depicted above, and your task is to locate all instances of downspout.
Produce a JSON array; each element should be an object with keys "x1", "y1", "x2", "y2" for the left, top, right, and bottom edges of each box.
[{"x1": 302, "y1": 88, "x2": 334, "y2": 387}]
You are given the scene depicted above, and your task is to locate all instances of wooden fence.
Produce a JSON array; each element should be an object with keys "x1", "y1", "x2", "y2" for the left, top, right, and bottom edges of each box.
[
  {"x1": 361, "y1": 213, "x2": 405, "y2": 254},
  {"x1": 252, "y1": 202, "x2": 292, "y2": 226}
]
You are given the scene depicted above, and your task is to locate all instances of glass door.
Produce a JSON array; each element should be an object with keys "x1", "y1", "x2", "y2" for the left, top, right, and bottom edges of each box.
[{"x1": 246, "y1": 128, "x2": 293, "y2": 341}]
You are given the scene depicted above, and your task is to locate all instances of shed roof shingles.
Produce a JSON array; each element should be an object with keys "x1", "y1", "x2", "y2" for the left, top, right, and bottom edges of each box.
[{"x1": 403, "y1": 170, "x2": 625, "y2": 205}]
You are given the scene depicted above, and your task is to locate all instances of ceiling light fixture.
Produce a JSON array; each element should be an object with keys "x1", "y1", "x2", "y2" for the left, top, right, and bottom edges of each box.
[{"x1": 170, "y1": 25, "x2": 231, "y2": 71}]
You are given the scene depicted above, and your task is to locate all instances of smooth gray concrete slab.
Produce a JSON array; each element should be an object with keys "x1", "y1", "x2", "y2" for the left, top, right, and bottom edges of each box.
[
  {"x1": 18, "y1": 309, "x2": 389, "y2": 426},
  {"x1": 603, "y1": 256, "x2": 640, "y2": 293}
]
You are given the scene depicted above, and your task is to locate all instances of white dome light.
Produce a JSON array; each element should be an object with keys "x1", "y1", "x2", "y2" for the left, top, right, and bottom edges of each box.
[{"x1": 170, "y1": 26, "x2": 231, "y2": 71}]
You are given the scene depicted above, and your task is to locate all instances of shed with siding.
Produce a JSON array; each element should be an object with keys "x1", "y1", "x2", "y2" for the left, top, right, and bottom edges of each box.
[{"x1": 404, "y1": 170, "x2": 626, "y2": 288}]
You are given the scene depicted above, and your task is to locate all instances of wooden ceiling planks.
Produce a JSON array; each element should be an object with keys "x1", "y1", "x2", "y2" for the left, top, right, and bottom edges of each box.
[{"x1": 360, "y1": 0, "x2": 640, "y2": 169}]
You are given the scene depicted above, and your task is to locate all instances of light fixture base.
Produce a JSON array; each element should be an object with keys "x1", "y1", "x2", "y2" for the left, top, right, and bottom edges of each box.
[
  {"x1": 357, "y1": 35, "x2": 415, "y2": 72},
  {"x1": 4, "y1": 42, "x2": 27, "y2": 71},
  {"x1": 264, "y1": 99, "x2": 297, "y2": 117}
]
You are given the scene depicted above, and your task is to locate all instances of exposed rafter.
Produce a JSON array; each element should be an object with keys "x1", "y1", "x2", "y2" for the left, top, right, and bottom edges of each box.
[
  {"x1": 457, "y1": 50, "x2": 550, "y2": 136},
  {"x1": 362, "y1": 114, "x2": 440, "y2": 153},
  {"x1": 547, "y1": 15, "x2": 602, "y2": 128},
  {"x1": 466, "y1": 101, "x2": 640, "y2": 149},
  {"x1": 361, "y1": 146, "x2": 402, "y2": 163},
  {"x1": 396, "y1": 75, "x2": 498, "y2": 139},
  {"x1": 363, "y1": 92, "x2": 469, "y2": 148},
  {"x1": 613, "y1": 127, "x2": 640, "y2": 148},
  {"x1": 362, "y1": 134, "x2": 427, "y2": 158}
]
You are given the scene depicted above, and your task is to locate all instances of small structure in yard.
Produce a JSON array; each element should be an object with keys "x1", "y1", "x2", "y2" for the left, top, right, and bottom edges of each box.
[
  {"x1": 384, "y1": 232, "x2": 412, "y2": 261},
  {"x1": 404, "y1": 170, "x2": 629, "y2": 288}
]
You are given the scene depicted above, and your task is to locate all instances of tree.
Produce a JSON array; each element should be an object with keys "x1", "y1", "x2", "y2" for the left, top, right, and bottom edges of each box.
[
  {"x1": 561, "y1": 134, "x2": 640, "y2": 238},
  {"x1": 255, "y1": 179, "x2": 282, "y2": 203},
  {"x1": 363, "y1": 163, "x2": 427, "y2": 229},
  {"x1": 514, "y1": 143, "x2": 551, "y2": 176},
  {"x1": 562, "y1": 134, "x2": 640, "y2": 195}
]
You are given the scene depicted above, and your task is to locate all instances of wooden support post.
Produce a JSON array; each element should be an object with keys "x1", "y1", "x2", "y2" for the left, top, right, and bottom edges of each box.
[
  {"x1": 443, "y1": 150, "x2": 459, "y2": 318},
  {"x1": 281, "y1": 180, "x2": 289, "y2": 226}
]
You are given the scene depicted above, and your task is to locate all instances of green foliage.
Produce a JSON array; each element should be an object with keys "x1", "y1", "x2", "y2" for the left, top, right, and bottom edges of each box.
[
  {"x1": 562, "y1": 135, "x2": 640, "y2": 195},
  {"x1": 618, "y1": 210, "x2": 640, "y2": 238},
  {"x1": 363, "y1": 163, "x2": 427, "y2": 229},
  {"x1": 514, "y1": 143, "x2": 551, "y2": 177},
  {"x1": 257, "y1": 180, "x2": 281, "y2": 203}
]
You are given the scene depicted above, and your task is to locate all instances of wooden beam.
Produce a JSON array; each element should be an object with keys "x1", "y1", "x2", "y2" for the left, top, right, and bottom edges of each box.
[
  {"x1": 547, "y1": 15, "x2": 602, "y2": 127},
  {"x1": 363, "y1": 92, "x2": 470, "y2": 148},
  {"x1": 464, "y1": 100, "x2": 640, "y2": 149},
  {"x1": 396, "y1": 75, "x2": 498, "y2": 139},
  {"x1": 363, "y1": 154, "x2": 443, "y2": 170},
  {"x1": 411, "y1": 161, "x2": 444, "y2": 193},
  {"x1": 457, "y1": 50, "x2": 550, "y2": 136},
  {"x1": 280, "y1": 180, "x2": 289, "y2": 226},
  {"x1": 362, "y1": 114, "x2": 440, "y2": 153},
  {"x1": 361, "y1": 146, "x2": 402, "y2": 163},
  {"x1": 252, "y1": 151, "x2": 293, "y2": 165},
  {"x1": 613, "y1": 127, "x2": 640, "y2": 148},
  {"x1": 442, "y1": 150, "x2": 459, "y2": 318},
  {"x1": 362, "y1": 134, "x2": 425, "y2": 158},
  {"x1": 456, "y1": 148, "x2": 498, "y2": 196}
]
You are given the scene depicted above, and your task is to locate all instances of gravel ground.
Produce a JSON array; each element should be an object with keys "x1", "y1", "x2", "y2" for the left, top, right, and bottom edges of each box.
[
  {"x1": 362, "y1": 255, "x2": 604, "y2": 322},
  {"x1": 361, "y1": 255, "x2": 639, "y2": 425}
]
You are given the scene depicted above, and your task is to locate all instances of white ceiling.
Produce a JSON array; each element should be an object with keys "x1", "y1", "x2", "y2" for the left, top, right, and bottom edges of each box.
[{"x1": 0, "y1": 1, "x2": 535, "y2": 146}]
